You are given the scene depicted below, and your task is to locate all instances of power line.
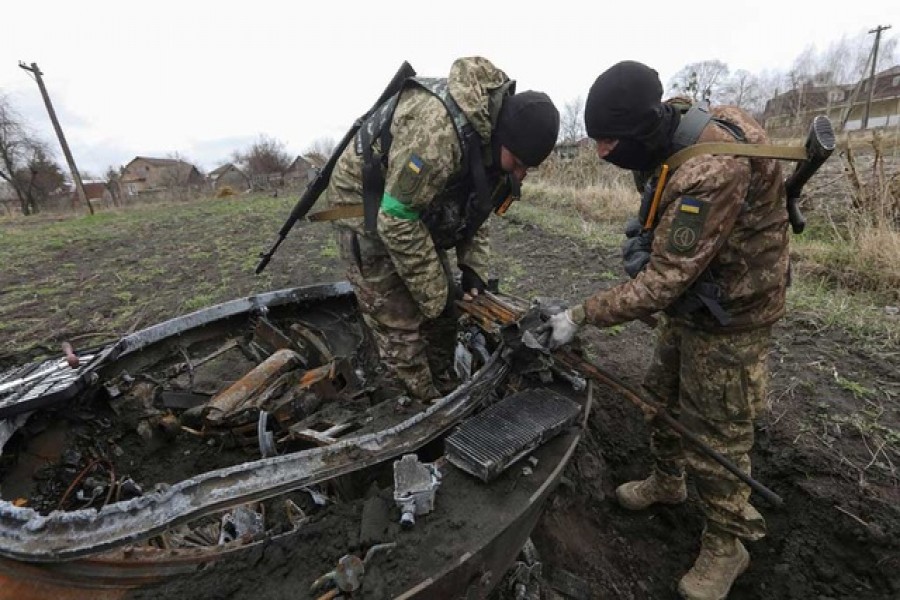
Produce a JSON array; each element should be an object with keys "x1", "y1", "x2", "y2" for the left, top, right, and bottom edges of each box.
[
  {"x1": 862, "y1": 24, "x2": 892, "y2": 130},
  {"x1": 17, "y1": 61, "x2": 93, "y2": 215}
]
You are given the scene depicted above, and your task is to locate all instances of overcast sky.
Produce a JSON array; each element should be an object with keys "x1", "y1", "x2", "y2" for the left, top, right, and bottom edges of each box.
[{"x1": 1, "y1": 1, "x2": 898, "y2": 176}]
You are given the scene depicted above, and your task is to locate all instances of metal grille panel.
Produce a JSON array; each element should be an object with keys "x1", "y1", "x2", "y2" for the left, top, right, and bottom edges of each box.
[{"x1": 445, "y1": 387, "x2": 580, "y2": 482}]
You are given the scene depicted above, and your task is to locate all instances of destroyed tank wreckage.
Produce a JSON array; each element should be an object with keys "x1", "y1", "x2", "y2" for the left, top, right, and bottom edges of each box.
[{"x1": 0, "y1": 282, "x2": 588, "y2": 599}]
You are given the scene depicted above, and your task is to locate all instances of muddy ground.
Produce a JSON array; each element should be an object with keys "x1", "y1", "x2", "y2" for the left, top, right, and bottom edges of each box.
[{"x1": 2, "y1": 195, "x2": 899, "y2": 599}]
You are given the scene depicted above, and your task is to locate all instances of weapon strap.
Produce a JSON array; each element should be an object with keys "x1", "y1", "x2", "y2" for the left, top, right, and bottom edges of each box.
[
  {"x1": 672, "y1": 101, "x2": 712, "y2": 150},
  {"x1": 461, "y1": 128, "x2": 492, "y2": 240},
  {"x1": 665, "y1": 142, "x2": 808, "y2": 170},
  {"x1": 307, "y1": 204, "x2": 365, "y2": 222}
]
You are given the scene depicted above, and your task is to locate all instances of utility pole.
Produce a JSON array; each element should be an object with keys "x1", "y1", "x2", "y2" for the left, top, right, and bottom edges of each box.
[
  {"x1": 862, "y1": 24, "x2": 892, "y2": 130},
  {"x1": 18, "y1": 61, "x2": 93, "y2": 215}
]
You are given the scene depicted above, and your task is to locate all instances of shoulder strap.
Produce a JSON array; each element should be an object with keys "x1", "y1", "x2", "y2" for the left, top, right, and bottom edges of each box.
[
  {"x1": 671, "y1": 101, "x2": 712, "y2": 151},
  {"x1": 666, "y1": 143, "x2": 808, "y2": 171}
]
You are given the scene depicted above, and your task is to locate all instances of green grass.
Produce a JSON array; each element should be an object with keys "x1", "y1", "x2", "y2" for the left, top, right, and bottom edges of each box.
[
  {"x1": 0, "y1": 193, "x2": 344, "y2": 361},
  {"x1": 787, "y1": 274, "x2": 900, "y2": 348}
]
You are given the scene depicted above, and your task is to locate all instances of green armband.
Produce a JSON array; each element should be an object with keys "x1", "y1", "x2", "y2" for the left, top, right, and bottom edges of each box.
[{"x1": 381, "y1": 193, "x2": 420, "y2": 220}]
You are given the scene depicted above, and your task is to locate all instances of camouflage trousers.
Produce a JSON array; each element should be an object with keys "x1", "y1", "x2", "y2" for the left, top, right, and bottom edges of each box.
[
  {"x1": 337, "y1": 228, "x2": 456, "y2": 401},
  {"x1": 642, "y1": 318, "x2": 770, "y2": 542}
]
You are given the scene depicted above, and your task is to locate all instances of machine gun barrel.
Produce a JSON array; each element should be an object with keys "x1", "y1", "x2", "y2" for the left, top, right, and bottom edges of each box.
[{"x1": 784, "y1": 115, "x2": 836, "y2": 234}]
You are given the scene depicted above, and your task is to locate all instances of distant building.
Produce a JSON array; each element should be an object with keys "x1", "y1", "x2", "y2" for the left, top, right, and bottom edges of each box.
[
  {"x1": 71, "y1": 181, "x2": 112, "y2": 205},
  {"x1": 208, "y1": 163, "x2": 249, "y2": 191},
  {"x1": 120, "y1": 156, "x2": 205, "y2": 196},
  {"x1": 283, "y1": 155, "x2": 317, "y2": 187},
  {"x1": 763, "y1": 65, "x2": 900, "y2": 132}
]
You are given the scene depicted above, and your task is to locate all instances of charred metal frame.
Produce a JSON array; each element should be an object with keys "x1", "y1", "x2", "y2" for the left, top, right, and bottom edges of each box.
[{"x1": 0, "y1": 351, "x2": 506, "y2": 561}]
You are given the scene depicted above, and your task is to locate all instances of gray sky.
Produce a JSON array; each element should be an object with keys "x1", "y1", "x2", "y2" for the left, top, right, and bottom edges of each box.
[{"x1": 2, "y1": 0, "x2": 898, "y2": 175}]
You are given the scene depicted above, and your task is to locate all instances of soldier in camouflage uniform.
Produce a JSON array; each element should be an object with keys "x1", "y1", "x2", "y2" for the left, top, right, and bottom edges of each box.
[
  {"x1": 324, "y1": 57, "x2": 559, "y2": 401},
  {"x1": 542, "y1": 61, "x2": 788, "y2": 599}
]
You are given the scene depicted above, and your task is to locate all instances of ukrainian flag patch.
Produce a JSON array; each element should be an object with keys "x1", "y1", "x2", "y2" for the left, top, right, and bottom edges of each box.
[
  {"x1": 679, "y1": 197, "x2": 703, "y2": 214},
  {"x1": 407, "y1": 154, "x2": 423, "y2": 174},
  {"x1": 396, "y1": 153, "x2": 429, "y2": 198}
]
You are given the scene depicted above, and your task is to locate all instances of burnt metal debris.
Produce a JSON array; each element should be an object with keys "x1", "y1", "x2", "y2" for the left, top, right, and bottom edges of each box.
[
  {"x1": 0, "y1": 281, "x2": 600, "y2": 600},
  {"x1": 0, "y1": 350, "x2": 507, "y2": 561},
  {"x1": 392, "y1": 454, "x2": 442, "y2": 527}
]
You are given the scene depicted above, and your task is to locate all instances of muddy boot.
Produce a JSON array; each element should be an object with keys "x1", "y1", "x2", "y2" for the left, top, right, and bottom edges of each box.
[
  {"x1": 615, "y1": 467, "x2": 687, "y2": 510},
  {"x1": 677, "y1": 533, "x2": 750, "y2": 600}
]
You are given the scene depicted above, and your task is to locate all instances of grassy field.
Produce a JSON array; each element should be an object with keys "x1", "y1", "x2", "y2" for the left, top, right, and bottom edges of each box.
[{"x1": 0, "y1": 194, "x2": 344, "y2": 362}]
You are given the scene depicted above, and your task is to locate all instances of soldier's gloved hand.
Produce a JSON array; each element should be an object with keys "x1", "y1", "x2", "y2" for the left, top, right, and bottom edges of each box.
[
  {"x1": 459, "y1": 265, "x2": 486, "y2": 299},
  {"x1": 622, "y1": 218, "x2": 653, "y2": 279},
  {"x1": 622, "y1": 235, "x2": 653, "y2": 278},
  {"x1": 537, "y1": 305, "x2": 585, "y2": 349},
  {"x1": 623, "y1": 216, "x2": 642, "y2": 238}
]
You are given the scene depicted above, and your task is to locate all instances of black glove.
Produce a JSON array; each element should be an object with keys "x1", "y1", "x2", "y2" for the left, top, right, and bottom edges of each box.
[
  {"x1": 621, "y1": 217, "x2": 653, "y2": 279},
  {"x1": 459, "y1": 265, "x2": 486, "y2": 296}
]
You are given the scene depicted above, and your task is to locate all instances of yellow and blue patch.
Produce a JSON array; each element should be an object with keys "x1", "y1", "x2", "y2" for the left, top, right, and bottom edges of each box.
[
  {"x1": 407, "y1": 154, "x2": 423, "y2": 174},
  {"x1": 396, "y1": 153, "x2": 429, "y2": 199},
  {"x1": 679, "y1": 197, "x2": 703, "y2": 214}
]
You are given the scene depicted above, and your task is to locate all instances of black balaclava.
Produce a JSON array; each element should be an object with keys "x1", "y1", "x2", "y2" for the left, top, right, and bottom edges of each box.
[
  {"x1": 495, "y1": 91, "x2": 560, "y2": 167},
  {"x1": 584, "y1": 61, "x2": 680, "y2": 171}
]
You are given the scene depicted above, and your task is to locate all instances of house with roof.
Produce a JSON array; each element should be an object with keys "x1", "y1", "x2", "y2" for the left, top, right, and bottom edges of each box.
[
  {"x1": 120, "y1": 156, "x2": 205, "y2": 196},
  {"x1": 208, "y1": 163, "x2": 249, "y2": 192},
  {"x1": 71, "y1": 181, "x2": 112, "y2": 205},
  {"x1": 763, "y1": 65, "x2": 900, "y2": 132},
  {"x1": 283, "y1": 155, "x2": 317, "y2": 188}
]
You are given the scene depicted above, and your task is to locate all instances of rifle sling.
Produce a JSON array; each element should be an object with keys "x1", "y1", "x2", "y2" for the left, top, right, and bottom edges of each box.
[
  {"x1": 308, "y1": 204, "x2": 365, "y2": 222},
  {"x1": 665, "y1": 142, "x2": 807, "y2": 171}
]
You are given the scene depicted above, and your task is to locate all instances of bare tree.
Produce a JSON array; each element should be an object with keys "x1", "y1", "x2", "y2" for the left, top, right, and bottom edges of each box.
[
  {"x1": 749, "y1": 69, "x2": 783, "y2": 119},
  {"x1": 304, "y1": 136, "x2": 337, "y2": 161},
  {"x1": 233, "y1": 134, "x2": 292, "y2": 176},
  {"x1": 0, "y1": 95, "x2": 48, "y2": 215},
  {"x1": 720, "y1": 70, "x2": 761, "y2": 111},
  {"x1": 668, "y1": 60, "x2": 730, "y2": 102},
  {"x1": 559, "y1": 97, "x2": 585, "y2": 143}
]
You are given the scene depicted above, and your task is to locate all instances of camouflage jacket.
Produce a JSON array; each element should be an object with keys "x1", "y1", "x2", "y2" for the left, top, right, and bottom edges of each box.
[
  {"x1": 325, "y1": 57, "x2": 510, "y2": 319},
  {"x1": 584, "y1": 106, "x2": 789, "y2": 333}
]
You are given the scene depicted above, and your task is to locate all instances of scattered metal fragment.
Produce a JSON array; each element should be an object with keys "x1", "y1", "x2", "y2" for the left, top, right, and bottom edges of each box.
[
  {"x1": 283, "y1": 498, "x2": 307, "y2": 527},
  {"x1": 252, "y1": 318, "x2": 302, "y2": 359},
  {"x1": 311, "y1": 542, "x2": 397, "y2": 595},
  {"x1": 291, "y1": 420, "x2": 356, "y2": 446},
  {"x1": 204, "y1": 348, "x2": 304, "y2": 425},
  {"x1": 454, "y1": 342, "x2": 473, "y2": 382},
  {"x1": 301, "y1": 486, "x2": 330, "y2": 506},
  {"x1": 290, "y1": 323, "x2": 334, "y2": 365},
  {"x1": 507, "y1": 537, "x2": 542, "y2": 600},
  {"x1": 258, "y1": 411, "x2": 277, "y2": 458},
  {"x1": 218, "y1": 504, "x2": 264, "y2": 545},
  {"x1": 393, "y1": 454, "x2": 441, "y2": 528}
]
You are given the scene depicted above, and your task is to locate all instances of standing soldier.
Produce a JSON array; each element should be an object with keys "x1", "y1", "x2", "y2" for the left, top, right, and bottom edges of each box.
[
  {"x1": 542, "y1": 60, "x2": 789, "y2": 599},
  {"x1": 323, "y1": 56, "x2": 559, "y2": 401}
]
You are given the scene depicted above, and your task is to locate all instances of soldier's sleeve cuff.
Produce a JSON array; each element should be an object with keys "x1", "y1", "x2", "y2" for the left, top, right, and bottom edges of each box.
[{"x1": 568, "y1": 304, "x2": 586, "y2": 325}]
